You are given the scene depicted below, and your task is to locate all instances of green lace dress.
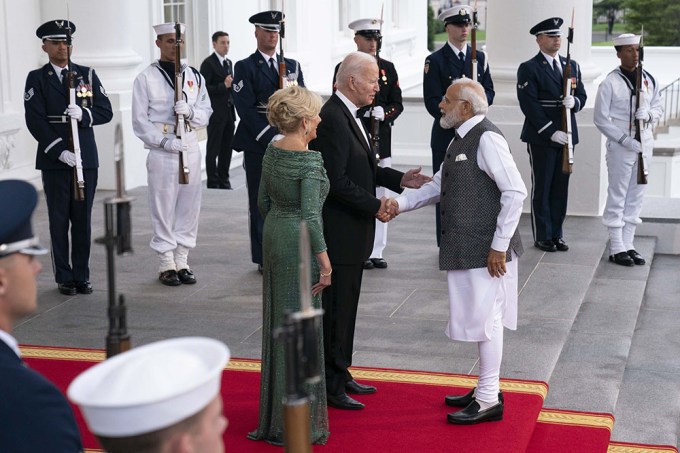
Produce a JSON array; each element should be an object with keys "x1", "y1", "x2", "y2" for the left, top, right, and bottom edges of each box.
[{"x1": 247, "y1": 144, "x2": 330, "y2": 446}]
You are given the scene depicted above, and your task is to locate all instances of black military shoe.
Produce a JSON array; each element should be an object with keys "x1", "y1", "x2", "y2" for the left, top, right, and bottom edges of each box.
[
  {"x1": 447, "y1": 400, "x2": 504, "y2": 425},
  {"x1": 535, "y1": 240, "x2": 557, "y2": 252},
  {"x1": 627, "y1": 249, "x2": 646, "y2": 265},
  {"x1": 57, "y1": 282, "x2": 77, "y2": 296},
  {"x1": 370, "y1": 258, "x2": 388, "y2": 269},
  {"x1": 445, "y1": 388, "x2": 504, "y2": 408},
  {"x1": 609, "y1": 251, "x2": 634, "y2": 267},
  {"x1": 75, "y1": 281, "x2": 93, "y2": 294},
  {"x1": 553, "y1": 238, "x2": 569, "y2": 251},
  {"x1": 159, "y1": 270, "x2": 181, "y2": 286},
  {"x1": 177, "y1": 268, "x2": 197, "y2": 284}
]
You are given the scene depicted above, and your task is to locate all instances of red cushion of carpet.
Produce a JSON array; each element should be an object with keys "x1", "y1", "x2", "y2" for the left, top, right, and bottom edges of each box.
[
  {"x1": 25, "y1": 346, "x2": 548, "y2": 453},
  {"x1": 525, "y1": 409, "x2": 614, "y2": 453}
]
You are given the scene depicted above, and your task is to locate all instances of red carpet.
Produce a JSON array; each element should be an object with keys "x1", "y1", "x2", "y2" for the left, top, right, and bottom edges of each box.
[{"x1": 20, "y1": 345, "x2": 679, "y2": 453}]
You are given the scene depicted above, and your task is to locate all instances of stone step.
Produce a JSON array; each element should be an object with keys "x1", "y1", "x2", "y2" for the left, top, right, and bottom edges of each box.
[
  {"x1": 543, "y1": 237, "x2": 655, "y2": 414},
  {"x1": 610, "y1": 253, "x2": 680, "y2": 449}
]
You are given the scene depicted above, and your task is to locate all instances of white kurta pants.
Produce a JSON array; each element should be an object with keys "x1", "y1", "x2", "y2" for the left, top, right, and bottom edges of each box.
[{"x1": 147, "y1": 130, "x2": 202, "y2": 254}]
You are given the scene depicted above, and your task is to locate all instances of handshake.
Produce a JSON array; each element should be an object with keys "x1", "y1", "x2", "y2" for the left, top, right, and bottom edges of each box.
[{"x1": 376, "y1": 197, "x2": 399, "y2": 223}]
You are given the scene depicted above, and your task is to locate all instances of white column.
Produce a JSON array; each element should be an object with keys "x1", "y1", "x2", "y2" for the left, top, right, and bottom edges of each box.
[{"x1": 482, "y1": 0, "x2": 607, "y2": 217}]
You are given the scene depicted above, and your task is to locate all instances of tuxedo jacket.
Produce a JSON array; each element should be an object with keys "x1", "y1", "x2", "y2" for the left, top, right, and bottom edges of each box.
[
  {"x1": 232, "y1": 51, "x2": 304, "y2": 154},
  {"x1": 0, "y1": 340, "x2": 82, "y2": 452},
  {"x1": 311, "y1": 94, "x2": 404, "y2": 264},
  {"x1": 200, "y1": 52, "x2": 235, "y2": 123},
  {"x1": 517, "y1": 52, "x2": 587, "y2": 147}
]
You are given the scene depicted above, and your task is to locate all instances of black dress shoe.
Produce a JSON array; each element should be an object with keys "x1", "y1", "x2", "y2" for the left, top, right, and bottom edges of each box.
[
  {"x1": 327, "y1": 393, "x2": 364, "y2": 410},
  {"x1": 363, "y1": 260, "x2": 374, "y2": 270},
  {"x1": 444, "y1": 388, "x2": 504, "y2": 408},
  {"x1": 447, "y1": 400, "x2": 504, "y2": 425},
  {"x1": 553, "y1": 238, "x2": 569, "y2": 251},
  {"x1": 58, "y1": 282, "x2": 77, "y2": 295},
  {"x1": 177, "y1": 268, "x2": 196, "y2": 284},
  {"x1": 534, "y1": 240, "x2": 557, "y2": 252},
  {"x1": 75, "y1": 281, "x2": 93, "y2": 294},
  {"x1": 609, "y1": 251, "x2": 634, "y2": 267},
  {"x1": 159, "y1": 270, "x2": 181, "y2": 286},
  {"x1": 345, "y1": 379, "x2": 377, "y2": 395},
  {"x1": 220, "y1": 181, "x2": 232, "y2": 190},
  {"x1": 257, "y1": 264, "x2": 263, "y2": 275},
  {"x1": 207, "y1": 181, "x2": 220, "y2": 189},
  {"x1": 370, "y1": 258, "x2": 388, "y2": 269},
  {"x1": 627, "y1": 249, "x2": 646, "y2": 265}
]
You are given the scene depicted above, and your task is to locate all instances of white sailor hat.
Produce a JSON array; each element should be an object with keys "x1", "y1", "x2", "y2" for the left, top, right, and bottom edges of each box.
[
  {"x1": 153, "y1": 22, "x2": 185, "y2": 37},
  {"x1": 613, "y1": 33, "x2": 640, "y2": 47},
  {"x1": 0, "y1": 180, "x2": 47, "y2": 258},
  {"x1": 348, "y1": 18, "x2": 383, "y2": 38},
  {"x1": 67, "y1": 337, "x2": 230, "y2": 437},
  {"x1": 35, "y1": 20, "x2": 76, "y2": 42},
  {"x1": 438, "y1": 5, "x2": 473, "y2": 25},
  {"x1": 530, "y1": 17, "x2": 564, "y2": 36},
  {"x1": 249, "y1": 10, "x2": 284, "y2": 32}
]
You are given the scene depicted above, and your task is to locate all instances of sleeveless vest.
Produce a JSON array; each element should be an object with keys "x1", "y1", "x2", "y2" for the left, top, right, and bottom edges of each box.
[{"x1": 439, "y1": 118, "x2": 524, "y2": 270}]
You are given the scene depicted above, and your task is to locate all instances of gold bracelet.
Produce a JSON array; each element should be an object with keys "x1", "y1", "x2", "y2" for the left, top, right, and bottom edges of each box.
[{"x1": 319, "y1": 269, "x2": 332, "y2": 277}]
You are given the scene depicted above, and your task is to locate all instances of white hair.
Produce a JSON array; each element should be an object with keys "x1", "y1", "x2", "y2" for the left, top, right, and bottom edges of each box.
[
  {"x1": 336, "y1": 51, "x2": 377, "y2": 91},
  {"x1": 450, "y1": 78, "x2": 488, "y2": 115}
]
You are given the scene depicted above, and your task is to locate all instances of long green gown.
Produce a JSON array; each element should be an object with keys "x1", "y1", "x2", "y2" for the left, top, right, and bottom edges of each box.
[{"x1": 247, "y1": 144, "x2": 330, "y2": 445}]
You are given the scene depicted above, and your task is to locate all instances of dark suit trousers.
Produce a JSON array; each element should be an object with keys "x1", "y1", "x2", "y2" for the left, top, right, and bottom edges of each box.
[
  {"x1": 205, "y1": 112, "x2": 234, "y2": 186},
  {"x1": 243, "y1": 151, "x2": 264, "y2": 265},
  {"x1": 42, "y1": 168, "x2": 97, "y2": 283},
  {"x1": 527, "y1": 144, "x2": 570, "y2": 241},
  {"x1": 322, "y1": 262, "x2": 364, "y2": 396}
]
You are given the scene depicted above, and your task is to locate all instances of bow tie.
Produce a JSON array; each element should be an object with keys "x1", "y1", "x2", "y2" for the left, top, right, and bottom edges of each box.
[{"x1": 356, "y1": 106, "x2": 371, "y2": 118}]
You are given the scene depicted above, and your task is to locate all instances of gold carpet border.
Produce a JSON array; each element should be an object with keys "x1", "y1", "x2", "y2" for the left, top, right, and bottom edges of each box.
[
  {"x1": 537, "y1": 408, "x2": 614, "y2": 432},
  {"x1": 608, "y1": 442, "x2": 679, "y2": 453},
  {"x1": 19, "y1": 346, "x2": 547, "y2": 399}
]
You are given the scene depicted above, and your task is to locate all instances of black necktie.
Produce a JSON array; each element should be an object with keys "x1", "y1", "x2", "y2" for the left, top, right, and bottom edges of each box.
[
  {"x1": 61, "y1": 68, "x2": 69, "y2": 89},
  {"x1": 552, "y1": 59, "x2": 561, "y2": 77},
  {"x1": 458, "y1": 51, "x2": 465, "y2": 62},
  {"x1": 269, "y1": 57, "x2": 279, "y2": 80}
]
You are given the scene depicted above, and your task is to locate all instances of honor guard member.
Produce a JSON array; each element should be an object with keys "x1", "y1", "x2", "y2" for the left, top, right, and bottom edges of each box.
[
  {"x1": 200, "y1": 31, "x2": 235, "y2": 190},
  {"x1": 24, "y1": 20, "x2": 113, "y2": 296},
  {"x1": 0, "y1": 180, "x2": 83, "y2": 452},
  {"x1": 332, "y1": 18, "x2": 404, "y2": 270},
  {"x1": 69, "y1": 337, "x2": 230, "y2": 453},
  {"x1": 423, "y1": 5, "x2": 494, "y2": 245},
  {"x1": 132, "y1": 23, "x2": 212, "y2": 287},
  {"x1": 517, "y1": 17, "x2": 587, "y2": 253},
  {"x1": 594, "y1": 34, "x2": 663, "y2": 266},
  {"x1": 232, "y1": 10, "x2": 305, "y2": 273}
]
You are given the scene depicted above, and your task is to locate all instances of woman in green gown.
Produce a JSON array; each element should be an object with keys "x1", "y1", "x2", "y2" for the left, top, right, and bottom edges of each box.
[{"x1": 247, "y1": 86, "x2": 331, "y2": 446}]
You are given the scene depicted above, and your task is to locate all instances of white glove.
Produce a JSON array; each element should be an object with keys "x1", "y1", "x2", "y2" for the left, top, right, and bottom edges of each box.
[
  {"x1": 550, "y1": 131, "x2": 569, "y2": 145},
  {"x1": 59, "y1": 150, "x2": 77, "y2": 167},
  {"x1": 623, "y1": 136, "x2": 642, "y2": 153},
  {"x1": 562, "y1": 95, "x2": 575, "y2": 109},
  {"x1": 174, "y1": 100, "x2": 193, "y2": 118},
  {"x1": 370, "y1": 106, "x2": 385, "y2": 121},
  {"x1": 635, "y1": 106, "x2": 650, "y2": 122},
  {"x1": 163, "y1": 138, "x2": 185, "y2": 153},
  {"x1": 66, "y1": 104, "x2": 83, "y2": 121}
]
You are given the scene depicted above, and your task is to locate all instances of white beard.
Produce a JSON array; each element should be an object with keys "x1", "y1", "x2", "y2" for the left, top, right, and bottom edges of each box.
[{"x1": 439, "y1": 112, "x2": 457, "y2": 130}]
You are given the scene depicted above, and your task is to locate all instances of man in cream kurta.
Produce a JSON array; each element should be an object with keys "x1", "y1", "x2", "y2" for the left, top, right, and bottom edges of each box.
[
  {"x1": 392, "y1": 79, "x2": 526, "y2": 425},
  {"x1": 132, "y1": 22, "x2": 212, "y2": 286}
]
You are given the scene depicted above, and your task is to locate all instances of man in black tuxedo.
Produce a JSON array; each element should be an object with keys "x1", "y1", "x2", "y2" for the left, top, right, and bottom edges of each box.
[
  {"x1": 200, "y1": 31, "x2": 235, "y2": 189},
  {"x1": 0, "y1": 180, "x2": 82, "y2": 451},
  {"x1": 311, "y1": 51, "x2": 431, "y2": 410}
]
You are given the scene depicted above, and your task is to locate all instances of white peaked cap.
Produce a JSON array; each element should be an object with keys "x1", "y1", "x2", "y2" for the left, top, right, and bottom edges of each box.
[
  {"x1": 348, "y1": 18, "x2": 383, "y2": 33},
  {"x1": 153, "y1": 22, "x2": 185, "y2": 36},
  {"x1": 67, "y1": 337, "x2": 230, "y2": 437},
  {"x1": 613, "y1": 33, "x2": 640, "y2": 46}
]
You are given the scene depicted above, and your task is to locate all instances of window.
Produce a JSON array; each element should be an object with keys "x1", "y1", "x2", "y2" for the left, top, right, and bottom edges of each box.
[{"x1": 163, "y1": 0, "x2": 185, "y2": 23}]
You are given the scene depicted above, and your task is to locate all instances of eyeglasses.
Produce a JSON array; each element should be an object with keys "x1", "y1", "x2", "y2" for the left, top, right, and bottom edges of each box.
[{"x1": 441, "y1": 96, "x2": 469, "y2": 105}]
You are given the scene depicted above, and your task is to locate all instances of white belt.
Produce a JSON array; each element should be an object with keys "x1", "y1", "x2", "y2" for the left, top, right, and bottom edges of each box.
[{"x1": 154, "y1": 123, "x2": 192, "y2": 134}]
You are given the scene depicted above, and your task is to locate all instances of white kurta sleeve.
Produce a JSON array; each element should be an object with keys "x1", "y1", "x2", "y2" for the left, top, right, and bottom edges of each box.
[
  {"x1": 395, "y1": 170, "x2": 441, "y2": 213},
  {"x1": 477, "y1": 131, "x2": 527, "y2": 252}
]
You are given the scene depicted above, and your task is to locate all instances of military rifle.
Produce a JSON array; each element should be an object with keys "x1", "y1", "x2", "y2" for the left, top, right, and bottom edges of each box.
[
  {"x1": 174, "y1": 22, "x2": 189, "y2": 184},
  {"x1": 470, "y1": 0, "x2": 478, "y2": 81},
  {"x1": 64, "y1": 12, "x2": 85, "y2": 201},
  {"x1": 369, "y1": 6, "x2": 385, "y2": 160},
  {"x1": 635, "y1": 27, "x2": 648, "y2": 185},
  {"x1": 560, "y1": 9, "x2": 575, "y2": 175},
  {"x1": 95, "y1": 124, "x2": 133, "y2": 358},
  {"x1": 275, "y1": 221, "x2": 324, "y2": 453},
  {"x1": 278, "y1": 1, "x2": 287, "y2": 89}
]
